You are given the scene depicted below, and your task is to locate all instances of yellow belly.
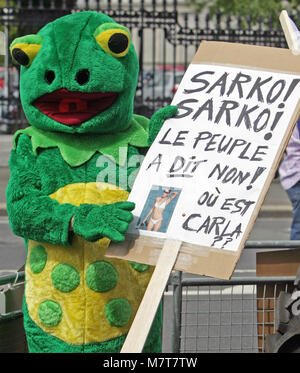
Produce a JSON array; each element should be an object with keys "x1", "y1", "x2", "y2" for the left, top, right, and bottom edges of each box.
[{"x1": 25, "y1": 182, "x2": 153, "y2": 345}]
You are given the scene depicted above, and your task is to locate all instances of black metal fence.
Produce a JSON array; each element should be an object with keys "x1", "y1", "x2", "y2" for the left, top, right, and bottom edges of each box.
[{"x1": 0, "y1": 0, "x2": 295, "y2": 132}]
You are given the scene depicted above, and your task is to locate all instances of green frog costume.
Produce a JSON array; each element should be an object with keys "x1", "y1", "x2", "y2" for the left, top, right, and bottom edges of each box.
[{"x1": 6, "y1": 11, "x2": 177, "y2": 353}]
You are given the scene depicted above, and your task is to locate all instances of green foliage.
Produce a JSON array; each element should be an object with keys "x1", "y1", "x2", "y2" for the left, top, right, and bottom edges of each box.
[{"x1": 186, "y1": 0, "x2": 300, "y2": 24}]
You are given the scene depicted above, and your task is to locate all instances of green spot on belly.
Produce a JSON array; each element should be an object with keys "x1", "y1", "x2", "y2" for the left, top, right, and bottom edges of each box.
[
  {"x1": 51, "y1": 263, "x2": 80, "y2": 292},
  {"x1": 129, "y1": 261, "x2": 150, "y2": 272},
  {"x1": 29, "y1": 244, "x2": 47, "y2": 274},
  {"x1": 104, "y1": 298, "x2": 131, "y2": 327},
  {"x1": 38, "y1": 300, "x2": 62, "y2": 327},
  {"x1": 86, "y1": 261, "x2": 118, "y2": 292}
]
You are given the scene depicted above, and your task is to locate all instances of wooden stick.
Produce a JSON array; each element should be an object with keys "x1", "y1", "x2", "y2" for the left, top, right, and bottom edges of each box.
[
  {"x1": 120, "y1": 238, "x2": 182, "y2": 353},
  {"x1": 279, "y1": 10, "x2": 300, "y2": 55}
]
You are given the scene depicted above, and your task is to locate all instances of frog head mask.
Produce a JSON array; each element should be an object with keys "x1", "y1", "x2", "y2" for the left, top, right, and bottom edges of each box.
[{"x1": 10, "y1": 11, "x2": 139, "y2": 134}]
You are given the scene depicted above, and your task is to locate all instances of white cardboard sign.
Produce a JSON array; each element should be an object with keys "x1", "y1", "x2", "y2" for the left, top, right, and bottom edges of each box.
[
  {"x1": 130, "y1": 63, "x2": 300, "y2": 250},
  {"x1": 107, "y1": 41, "x2": 300, "y2": 279}
]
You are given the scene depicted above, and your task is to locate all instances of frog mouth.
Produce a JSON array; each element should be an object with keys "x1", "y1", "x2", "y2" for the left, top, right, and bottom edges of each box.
[{"x1": 33, "y1": 88, "x2": 118, "y2": 126}]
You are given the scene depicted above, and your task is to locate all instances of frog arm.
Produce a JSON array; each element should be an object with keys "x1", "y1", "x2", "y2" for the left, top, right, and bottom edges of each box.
[
  {"x1": 148, "y1": 105, "x2": 178, "y2": 146},
  {"x1": 6, "y1": 134, "x2": 76, "y2": 247}
]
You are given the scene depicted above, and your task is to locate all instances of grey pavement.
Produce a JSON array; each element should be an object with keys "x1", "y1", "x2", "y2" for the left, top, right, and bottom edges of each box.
[
  {"x1": 0, "y1": 134, "x2": 293, "y2": 217},
  {"x1": 0, "y1": 135, "x2": 12, "y2": 168},
  {"x1": 0, "y1": 135, "x2": 12, "y2": 215}
]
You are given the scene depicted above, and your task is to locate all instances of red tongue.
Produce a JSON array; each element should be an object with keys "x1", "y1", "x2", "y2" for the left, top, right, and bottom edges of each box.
[
  {"x1": 58, "y1": 98, "x2": 87, "y2": 113},
  {"x1": 34, "y1": 88, "x2": 118, "y2": 126}
]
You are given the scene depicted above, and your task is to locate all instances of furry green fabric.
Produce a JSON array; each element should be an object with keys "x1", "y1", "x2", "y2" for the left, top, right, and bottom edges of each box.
[
  {"x1": 29, "y1": 244, "x2": 47, "y2": 274},
  {"x1": 10, "y1": 34, "x2": 43, "y2": 49},
  {"x1": 73, "y1": 201, "x2": 135, "y2": 242},
  {"x1": 6, "y1": 133, "x2": 146, "y2": 247},
  {"x1": 7, "y1": 11, "x2": 178, "y2": 353},
  {"x1": 7, "y1": 134, "x2": 77, "y2": 247},
  {"x1": 22, "y1": 298, "x2": 162, "y2": 353},
  {"x1": 148, "y1": 105, "x2": 178, "y2": 145},
  {"x1": 85, "y1": 261, "x2": 118, "y2": 292},
  {"x1": 13, "y1": 114, "x2": 149, "y2": 167},
  {"x1": 7, "y1": 132, "x2": 160, "y2": 353},
  {"x1": 18, "y1": 11, "x2": 139, "y2": 135},
  {"x1": 51, "y1": 263, "x2": 80, "y2": 293}
]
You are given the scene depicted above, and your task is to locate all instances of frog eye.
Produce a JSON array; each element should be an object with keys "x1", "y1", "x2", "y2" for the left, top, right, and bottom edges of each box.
[
  {"x1": 10, "y1": 34, "x2": 42, "y2": 67},
  {"x1": 94, "y1": 23, "x2": 130, "y2": 58}
]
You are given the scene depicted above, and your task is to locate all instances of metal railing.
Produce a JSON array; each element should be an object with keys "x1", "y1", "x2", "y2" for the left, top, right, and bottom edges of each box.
[
  {"x1": 0, "y1": 270, "x2": 24, "y2": 321},
  {"x1": 170, "y1": 273, "x2": 295, "y2": 353},
  {"x1": 168, "y1": 241, "x2": 300, "y2": 353},
  {"x1": 0, "y1": 270, "x2": 27, "y2": 353}
]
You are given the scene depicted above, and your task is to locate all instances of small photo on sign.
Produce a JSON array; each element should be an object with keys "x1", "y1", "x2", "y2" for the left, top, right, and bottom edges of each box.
[{"x1": 136, "y1": 185, "x2": 182, "y2": 233}]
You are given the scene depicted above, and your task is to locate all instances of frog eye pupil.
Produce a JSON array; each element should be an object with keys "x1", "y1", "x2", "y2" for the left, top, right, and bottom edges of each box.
[
  {"x1": 45, "y1": 70, "x2": 55, "y2": 84},
  {"x1": 12, "y1": 48, "x2": 29, "y2": 66},
  {"x1": 108, "y1": 33, "x2": 129, "y2": 54}
]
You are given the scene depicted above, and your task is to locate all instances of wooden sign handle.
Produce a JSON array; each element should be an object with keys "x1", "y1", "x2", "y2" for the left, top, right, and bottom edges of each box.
[
  {"x1": 120, "y1": 238, "x2": 182, "y2": 353},
  {"x1": 279, "y1": 10, "x2": 300, "y2": 55}
]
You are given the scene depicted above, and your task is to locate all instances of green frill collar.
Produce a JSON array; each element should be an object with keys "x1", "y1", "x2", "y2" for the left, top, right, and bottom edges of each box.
[{"x1": 13, "y1": 114, "x2": 149, "y2": 167}]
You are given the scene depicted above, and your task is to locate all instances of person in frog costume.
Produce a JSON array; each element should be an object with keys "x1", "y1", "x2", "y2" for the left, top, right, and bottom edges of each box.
[{"x1": 6, "y1": 11, "x2": 177, "y2": 353}]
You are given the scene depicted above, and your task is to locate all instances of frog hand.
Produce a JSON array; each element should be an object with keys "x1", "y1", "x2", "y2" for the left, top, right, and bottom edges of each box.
[
  {"x1": 73, "y1": 201, "x2": 135, "y2": 242},
  {"x1": 148, "y1": 105, "x2": 178, "y2": 145}
]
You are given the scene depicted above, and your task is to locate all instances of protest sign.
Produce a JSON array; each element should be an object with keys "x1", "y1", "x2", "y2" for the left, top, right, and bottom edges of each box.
[
  {"x1": 108, "y1": 40, "x2": 300, "y2": 353},
  {"x1": 107, "y1": 41, "x2": 300, "y2": 281}
]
